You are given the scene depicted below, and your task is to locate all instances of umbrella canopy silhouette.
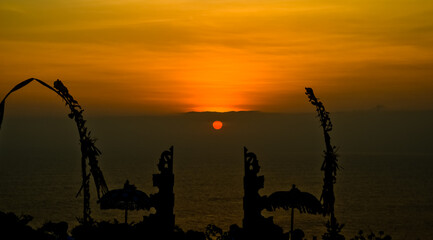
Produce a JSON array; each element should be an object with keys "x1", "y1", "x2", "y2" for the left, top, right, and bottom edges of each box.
[
  {"x1": 266, "y1": 184, "x2": 322, "y2": 236},
  {"x1": 99, "y1": 180, "x2": 151, "y2": 223}
]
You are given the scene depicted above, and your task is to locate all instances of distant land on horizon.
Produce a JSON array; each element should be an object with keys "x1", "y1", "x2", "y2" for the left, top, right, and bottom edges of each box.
[{"x1": 1, "y1": 109, "x2": 432, "y2": 157}]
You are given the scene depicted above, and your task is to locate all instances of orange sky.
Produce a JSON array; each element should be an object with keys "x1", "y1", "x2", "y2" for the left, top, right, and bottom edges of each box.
[{"x1": 1, "y1": 0, "x2": 433, "y2": 115}]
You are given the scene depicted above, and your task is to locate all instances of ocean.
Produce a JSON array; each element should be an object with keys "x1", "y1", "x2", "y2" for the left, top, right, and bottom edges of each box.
[{"x1": 1, "y1": 111, "x2": 432, "y2": 239}]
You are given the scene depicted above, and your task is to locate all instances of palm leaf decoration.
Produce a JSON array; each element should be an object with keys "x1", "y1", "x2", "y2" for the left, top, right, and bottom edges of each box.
[
  {"x1": 305, "y1": 87, "x2": 344, "y2": 240},
  {"x1": 0, "y1": 78, "x2": 57, "y2": 129},
  {"x1": 0, "y1": 78, "x2": 109, "y2": 225}
]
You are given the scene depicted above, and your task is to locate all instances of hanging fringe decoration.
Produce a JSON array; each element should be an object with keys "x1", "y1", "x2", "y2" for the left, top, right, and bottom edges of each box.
[{"x1": 0, "y1": 78, "x2": 109, "y2": 225}]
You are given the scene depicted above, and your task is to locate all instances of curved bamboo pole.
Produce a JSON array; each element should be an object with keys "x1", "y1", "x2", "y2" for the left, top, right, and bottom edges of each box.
[
  {"x1": 0, "y1": 78, "x2": 109, "y2": 225},
  {"x1": 305, "y1": 88, "x2": 344, "y2": 239}
]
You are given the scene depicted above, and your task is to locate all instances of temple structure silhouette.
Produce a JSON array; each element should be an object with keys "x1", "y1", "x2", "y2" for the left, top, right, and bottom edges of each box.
[
  {"x1": 243, "y1": 147, "x2": 284, "y2": 239},
  {"x1": 150, "y1": 146, "x2": 175, "y2": 233},
  {"x1": 0, "y1": 79, "x2": 353, "y2": 240}
]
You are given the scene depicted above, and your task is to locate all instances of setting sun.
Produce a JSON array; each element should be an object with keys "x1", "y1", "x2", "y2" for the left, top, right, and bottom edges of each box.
[{"x1": 212, "y1": 121, "x2": 223, "y2": 130}]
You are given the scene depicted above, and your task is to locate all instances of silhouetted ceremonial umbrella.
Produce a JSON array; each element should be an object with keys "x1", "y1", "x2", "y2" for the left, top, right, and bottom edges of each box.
[
  {"x1": 99, "y1": 180, "x2": 151, "y2": 223},
  {"x1": 266, "y1": 184, "x2": 322, "y2": 235}
]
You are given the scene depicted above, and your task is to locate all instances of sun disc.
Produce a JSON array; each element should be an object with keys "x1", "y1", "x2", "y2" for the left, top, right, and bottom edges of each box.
[{"x1": 212, "y1": 121, "x2": 223, "y2": 130}]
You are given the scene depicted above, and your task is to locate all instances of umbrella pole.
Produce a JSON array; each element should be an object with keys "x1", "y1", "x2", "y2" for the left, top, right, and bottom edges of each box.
[
  {"x1": 125, "y1": 208, "x2": 128, "y2": 224},
  {"x1": 290, "y1": 207, "x2": 294, "y2": 239}
]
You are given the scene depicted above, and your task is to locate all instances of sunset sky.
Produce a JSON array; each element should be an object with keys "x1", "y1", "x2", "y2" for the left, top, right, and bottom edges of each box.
[{"x1": 1, "y1": 0, "x2": 433, "y2": 115}]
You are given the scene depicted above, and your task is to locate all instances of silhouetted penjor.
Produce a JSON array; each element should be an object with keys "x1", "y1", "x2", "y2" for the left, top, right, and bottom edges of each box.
[
  {"x1": 305, "y1": 88, "x2": 344, "y2": 240},
  {"x1": 0, "y1": 78, "x2": 109, "y2": 225}
]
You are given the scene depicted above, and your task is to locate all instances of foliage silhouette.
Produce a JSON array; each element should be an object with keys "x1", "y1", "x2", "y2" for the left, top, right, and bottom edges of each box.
[
  {"x1": 0, "y1": 211, "x2": 58, "y2": 240},
  {"x1": 205, "y1": 224, "x2": 224, "y2": 240},
  {"x1": 39, "y1": 221, "x2": 69, "y2": 240},
  {"x1": 0, "y1": 210, "x2": 395, "y2": 240},
  {"x1": 350, "y1": 230, "x2": 392, "y2": 240}
]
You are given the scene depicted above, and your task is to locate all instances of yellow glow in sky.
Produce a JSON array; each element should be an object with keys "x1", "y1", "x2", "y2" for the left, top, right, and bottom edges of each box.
[{"x1": 1, "y1": 0, "x2": 433, "y2": 114}]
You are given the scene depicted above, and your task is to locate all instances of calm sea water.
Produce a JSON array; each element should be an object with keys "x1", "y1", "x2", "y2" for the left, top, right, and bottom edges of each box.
[{"x1": 1, "y1": 112, "x2": 432, "y2": 239}]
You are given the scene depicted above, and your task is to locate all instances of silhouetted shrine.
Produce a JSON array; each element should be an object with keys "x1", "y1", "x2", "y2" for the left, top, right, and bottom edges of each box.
[
  {"x1": 243, "y1": 147, "x2": 283, "y2": 239},
  {"x1": 150, "y1": 146, "x2": 175, "y2": 233}
]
